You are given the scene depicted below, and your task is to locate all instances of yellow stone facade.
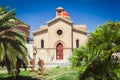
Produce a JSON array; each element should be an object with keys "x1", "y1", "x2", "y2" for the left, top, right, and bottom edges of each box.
[{"x1": 33, "y1": 7, "x2": 88, "y2": 64}]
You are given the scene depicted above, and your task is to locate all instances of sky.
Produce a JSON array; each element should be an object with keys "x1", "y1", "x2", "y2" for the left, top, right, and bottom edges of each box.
[{"x1": 0, "y1": 0, "x2": 120, "y2": 38}]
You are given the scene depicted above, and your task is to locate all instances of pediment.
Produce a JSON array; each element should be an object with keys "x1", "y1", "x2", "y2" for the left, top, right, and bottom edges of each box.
[
  {"x1": 33, "y1": 27, "x2": 48, "y2": 36},
  {"x1": 47, "y1": 17, "x2": 73, "y2": 27},
  {"x1": 73, "y1": 28, "x2": 87, "y2": 35}
]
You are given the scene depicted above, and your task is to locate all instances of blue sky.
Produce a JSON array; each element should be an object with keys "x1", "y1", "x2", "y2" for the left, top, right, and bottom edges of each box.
[{"x1": 0, "y1": 0, "x2": 120, "y2": 38}]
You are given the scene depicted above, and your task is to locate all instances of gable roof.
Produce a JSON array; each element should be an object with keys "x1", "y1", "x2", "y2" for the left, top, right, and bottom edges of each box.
[
  {"x1": 73, "y1": 25, "x2": 87, "y2": 35},
  {"x1": 32, "y1": 26, "x2": 48, "y2": 34},
  {"x1": 47, "y1": 17, "x2": 73, "y2": 26}
]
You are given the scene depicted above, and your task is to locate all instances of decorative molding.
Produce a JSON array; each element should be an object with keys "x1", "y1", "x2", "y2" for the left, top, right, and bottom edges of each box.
[{"x1": 36, "y1": 48, "x2": 72, "y2": 50}]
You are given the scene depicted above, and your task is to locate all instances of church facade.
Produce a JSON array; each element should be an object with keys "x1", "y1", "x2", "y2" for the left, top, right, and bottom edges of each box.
[{"x1": 33, "y1": 7, "x2": 88, "y2": 64}]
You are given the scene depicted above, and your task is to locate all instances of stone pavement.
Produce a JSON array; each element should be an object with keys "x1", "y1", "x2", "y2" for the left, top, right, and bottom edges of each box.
[{"x1": 0, "y1": 70, "x2": 7, "y2": 74}]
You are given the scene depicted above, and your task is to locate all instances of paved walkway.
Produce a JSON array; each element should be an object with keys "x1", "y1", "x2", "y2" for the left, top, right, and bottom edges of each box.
[
  {"x1": 46, "y1": 71, "x2": 73, "y2": 79},
  {"x1": 0, "y1": 70, "x2": 7, "y2": 74},
  {"x1": 29, "y1": 70, "x2": 74, "y2": 80}
]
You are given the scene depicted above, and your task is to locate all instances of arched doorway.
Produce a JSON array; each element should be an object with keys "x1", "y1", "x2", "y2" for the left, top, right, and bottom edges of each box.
[{"x1": 56, "y1": 43, "x2": 63, "y2": 60}]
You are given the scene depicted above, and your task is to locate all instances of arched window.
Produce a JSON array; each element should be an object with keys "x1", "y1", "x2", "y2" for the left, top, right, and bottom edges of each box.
[
  {"x1": 76, "y1": 39, "x2": 79, "y2": 48},
  {"x1": 41, "y1": 40, "x2": 44, "y2": 48}
]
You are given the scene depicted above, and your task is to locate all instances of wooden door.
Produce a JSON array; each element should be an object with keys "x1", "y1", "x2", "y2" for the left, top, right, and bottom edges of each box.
[{"x1": 56, "y1": 43, "x2": 63, "y2": 60}]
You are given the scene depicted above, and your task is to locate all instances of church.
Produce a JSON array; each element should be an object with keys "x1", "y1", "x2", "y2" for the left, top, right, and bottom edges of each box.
[{"x1": 33, "y1": 7, "x2": 88, "y2": 64}]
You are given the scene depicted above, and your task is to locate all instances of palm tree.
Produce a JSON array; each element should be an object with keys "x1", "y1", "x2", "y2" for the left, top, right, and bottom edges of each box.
[{"x1": 0, "y1": 6, "x2": 28, "y2": 76}]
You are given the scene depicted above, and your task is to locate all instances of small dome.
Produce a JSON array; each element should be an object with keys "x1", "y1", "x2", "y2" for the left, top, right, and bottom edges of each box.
[
  {"x1": 63, "y1": 11, "x2": 69, "y2": 16},
  {"x1": 56, "y1": 7, "x2": 64, "y2": 10}
]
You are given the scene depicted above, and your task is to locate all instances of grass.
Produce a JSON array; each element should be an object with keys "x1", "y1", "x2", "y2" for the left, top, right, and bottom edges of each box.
[
  {"x1": 0, "y1": 67, "x2": 78, "y2": 80},
  {"x1": 0, "y1": 70, "x2": 40, "y2": 80},
  {"x1": 44, "y1": 67, "x2": 72, "y2": 78},
  {"x1": 0, "y1": 67, "x2": 7, "y2": 71},
  {"x1": 0, "y1": 70, "x2": 30, "y2": 78},
  {"x1": 0, "y1": 73, "x2": 12, "y2": 78},
  {"x1": 19, "y1": 70, "x2": 30, "y2": 76},
  {"x1": 24, "y1": 66, "x2": 78, "y2": 79},
  {"x1": 49, "y1": 71, "x2": 79, "y2": 80}
]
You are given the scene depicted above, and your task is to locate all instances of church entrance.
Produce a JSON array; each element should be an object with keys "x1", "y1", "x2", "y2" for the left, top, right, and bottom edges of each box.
[{"x1": 56, "y1": 43, "x2": 63, "y2": 60}]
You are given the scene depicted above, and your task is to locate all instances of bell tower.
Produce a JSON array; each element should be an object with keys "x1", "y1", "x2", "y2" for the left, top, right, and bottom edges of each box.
[
  {"x1": 56, "y1": 7, "x2": 64, "y2": 17},
  {"x1": 56, "y1": 7, "x2": 70, "y2": 20}
]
